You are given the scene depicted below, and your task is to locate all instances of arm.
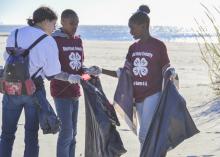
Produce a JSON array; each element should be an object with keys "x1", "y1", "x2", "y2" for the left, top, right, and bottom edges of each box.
[
  {"x1": 4, "y1": 30, "x2": 16, "y2": 61},
  {"x1": 86, "y1": 66, "x2": 122, "y2": 78},
  {"x1": 53, "y1": 72, "x2": 81, "y2": 84},
  {"x1": 53, "y1": 72, "x2": 69, "y2": 81},
  {"x1": 160, "y1": 42, "x2": 170, "y2": 76},
  {"x1": 102, "y1": 68, "x2": 118, "y2": 78},
  {"x1": 42, "y1": 37, "x2": 62, "y2": 78},
  {"x1": 43, "y1": 72, "x2": 69, "y2": 81},
  {"x1": 162, "y1": 63, "x2": 171, "y2": 76}
]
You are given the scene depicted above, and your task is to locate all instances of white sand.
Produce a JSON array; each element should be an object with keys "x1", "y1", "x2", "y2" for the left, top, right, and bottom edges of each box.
[{"x1": 0, "y1": 38, "x2": 219, "y2": 157}]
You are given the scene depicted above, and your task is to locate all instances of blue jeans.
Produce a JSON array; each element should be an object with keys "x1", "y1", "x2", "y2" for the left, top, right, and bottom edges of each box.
[
  {"x1": 136, "y1": 92, "x2": 161, "y2": 149},
  {"x1": 0, "y1": 94, "x2": 39, "y2": 157},
  {"x1": 54, "y1": 98, "x2": 79, "y2": 157}
]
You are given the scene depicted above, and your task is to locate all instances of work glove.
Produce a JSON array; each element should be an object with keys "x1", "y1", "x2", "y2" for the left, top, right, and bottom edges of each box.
[
  {"x1": 164, "y1": 67, "x2": 179, "y2": 90},
  {"x1": 85, "y1": 66, "x2": 102, "y2": 77},
  {"x1": 171, "y1": 71, "x2": 179, "y2": 90},
  {"x1": 116, "y1": 68, "x2": 122, "y2": 77},
  {"x1": 68, "y1": 74, "x2": 81, "y2": 84}
]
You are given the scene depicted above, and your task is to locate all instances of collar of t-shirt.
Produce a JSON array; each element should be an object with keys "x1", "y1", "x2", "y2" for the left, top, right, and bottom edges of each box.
[{"x1": 52, "y1": 28, "x2": 75, "y2": 39}]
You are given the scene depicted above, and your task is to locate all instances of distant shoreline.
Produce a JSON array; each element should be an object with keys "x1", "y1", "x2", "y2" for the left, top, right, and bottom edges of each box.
[
  {"x1": 0, "y1": 33, "x2": 9, "y2": 36},
  {"x1": 0, "y1": 25, "x2": 201, "y2": 42}
]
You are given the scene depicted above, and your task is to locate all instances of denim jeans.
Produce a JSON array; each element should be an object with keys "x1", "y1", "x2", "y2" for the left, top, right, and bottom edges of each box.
[
  {"x1": 0, "y1": 94, "x2": 39, "y2": 157},
  {"x1": 54, "y1": 98, "x2": 79, "y2": 157},
  {"x1": 136, "y1": 92, "x2": 161, "y2": 149}
]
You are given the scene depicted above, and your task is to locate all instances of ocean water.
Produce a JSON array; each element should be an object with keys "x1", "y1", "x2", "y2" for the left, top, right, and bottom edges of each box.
[{"x1": 0, "y1": 24, "x2": 209, "y2": 43}]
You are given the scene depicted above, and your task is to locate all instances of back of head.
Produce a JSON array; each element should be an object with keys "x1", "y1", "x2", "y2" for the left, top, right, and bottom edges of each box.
[
  {"x1": 61, "y1": 9, "x2": 78, "y2": 20},
  {"x1": 27, "y1": 6, "x2": 57, "y2": 26},
  {"x1": 129, "y1": 5, "x2": 150, "y2": 25}
]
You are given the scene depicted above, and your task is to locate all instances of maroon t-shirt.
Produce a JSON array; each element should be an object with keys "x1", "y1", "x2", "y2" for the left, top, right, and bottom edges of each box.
[
  {"x1": 50, "y1": 35, "x2": 84, "y2": 98},
  {"x1": 126, "y1": 37, "x2": 170, "y2": 103}
]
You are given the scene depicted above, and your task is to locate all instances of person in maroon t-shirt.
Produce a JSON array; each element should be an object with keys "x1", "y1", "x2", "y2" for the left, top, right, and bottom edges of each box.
[
  {"x1": 87, "y1": 5, "x2": 175, "y2": 152},
  {"x1": 50, "y1": 9, "x2": 84, "y2": 157}
]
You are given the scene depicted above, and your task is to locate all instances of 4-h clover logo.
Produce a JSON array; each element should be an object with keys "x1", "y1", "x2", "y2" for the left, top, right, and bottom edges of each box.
[
  {"x1": 133, "y1": 58, "x2": 148, "y2": 77},
  {"x1": 69, "y1": 52, "x2": 81, "y2": 70}
]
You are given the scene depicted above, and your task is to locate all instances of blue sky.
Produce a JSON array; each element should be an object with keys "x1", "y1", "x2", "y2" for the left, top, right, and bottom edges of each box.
[{"x1": 0, "y1": 0, "x2": 220, "y2": 27}]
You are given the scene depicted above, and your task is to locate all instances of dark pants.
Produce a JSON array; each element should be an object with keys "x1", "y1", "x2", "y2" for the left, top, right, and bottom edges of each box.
[{"x1": 54, "y1": 98, "x2": 79, "y2": 157}]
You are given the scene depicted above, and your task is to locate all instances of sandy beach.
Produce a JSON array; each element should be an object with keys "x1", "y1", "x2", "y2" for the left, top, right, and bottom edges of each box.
[{"x1": 0, "y1": 37, "x2": 219, "y2": 157}]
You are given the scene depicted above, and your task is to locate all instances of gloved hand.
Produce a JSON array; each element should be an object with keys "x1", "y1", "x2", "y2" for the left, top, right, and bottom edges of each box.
[
  {"x1": 169, "y1": 68, "x2": 177, "y2": 80},
  {"x1": 168, "y1": 67, "x2": 179, "y2": 90},
  {"x1": 116, "y1": 68, "x2": 122, "y2": 77},
  {"x1": 171, "y1": 73, "x2": 179, "y2": 90},
  {"x1": 68, "y1": 74, "x2": 81, "y2": 84},
  {"x1": 85, "y1": 66, "x2": 102, "y2": 77}
]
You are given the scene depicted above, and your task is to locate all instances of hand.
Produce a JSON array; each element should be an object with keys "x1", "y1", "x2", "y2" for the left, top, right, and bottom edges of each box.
[
  {"x1": 169, "y1": 69, "x2": 179, "y2": 90},
  {"x1": 116, "y1": 68, "x2": 122, "y2": 77},
  {"x1": 68, "y1": 74, "x2": 81, "y2": 84},
  {"x1": 85, "y1": 66, "x2": 102, "y2": 77},
  {"x1": 169, "y1": 68, "x2": 177, "y2": 81},
  {"x1": 170, "y1": 73, "x2": 177, "y2": 81}
]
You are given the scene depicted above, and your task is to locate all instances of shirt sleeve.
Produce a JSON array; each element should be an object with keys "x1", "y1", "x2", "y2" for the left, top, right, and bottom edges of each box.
[
  {"x1": 42, "y1": 37, "x2": 61, "y2": 77},
  {"x1": 78, "y1": 38, "x2": 84, "y2": 74},
  {"x1": 160, "y1": 42, "x2": 170, "y2": 70},
  {"x1": 125, "y1": 45, "x2": 132, "y2": 63},
  {"x1": 3, "y1": 30, "x2": 16, "y2": 61},
  {"x1": 124, "y1": 45, "x2": 133, "y2": 70},
  {"x1": 79, "y1": 38, "x2": 84, "y2": 62}
]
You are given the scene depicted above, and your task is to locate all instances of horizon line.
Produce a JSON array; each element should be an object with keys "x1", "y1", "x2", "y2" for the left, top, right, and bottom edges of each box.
[{"x1": 0, "y1": 24, "x2": 192, "y2": 28}]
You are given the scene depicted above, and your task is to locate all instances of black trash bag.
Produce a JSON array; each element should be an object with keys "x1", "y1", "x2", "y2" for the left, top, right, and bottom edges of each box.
[
  {"x1": 33, "y1": 89, "x2": 61, "y2": 134},
  {"x1": 140, "y1": 70, "x2": 199, "y2": 157},
  {"x1": 81, "y1": 77, "x2": 127, "y2": 157},
  {"x1": 114, "y1": 68, "x2": 137, "y2": 134}
]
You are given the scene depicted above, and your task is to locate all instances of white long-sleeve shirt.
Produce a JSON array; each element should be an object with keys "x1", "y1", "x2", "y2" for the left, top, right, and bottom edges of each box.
[{"x1": 4, "y1": 26, "x2": 61, "y2": 78}]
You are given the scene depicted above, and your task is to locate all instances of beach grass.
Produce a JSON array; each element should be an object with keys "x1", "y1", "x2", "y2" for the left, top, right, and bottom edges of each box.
[{"x1": 195, "y1": 4, "x2": 220, "y2": 94}]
